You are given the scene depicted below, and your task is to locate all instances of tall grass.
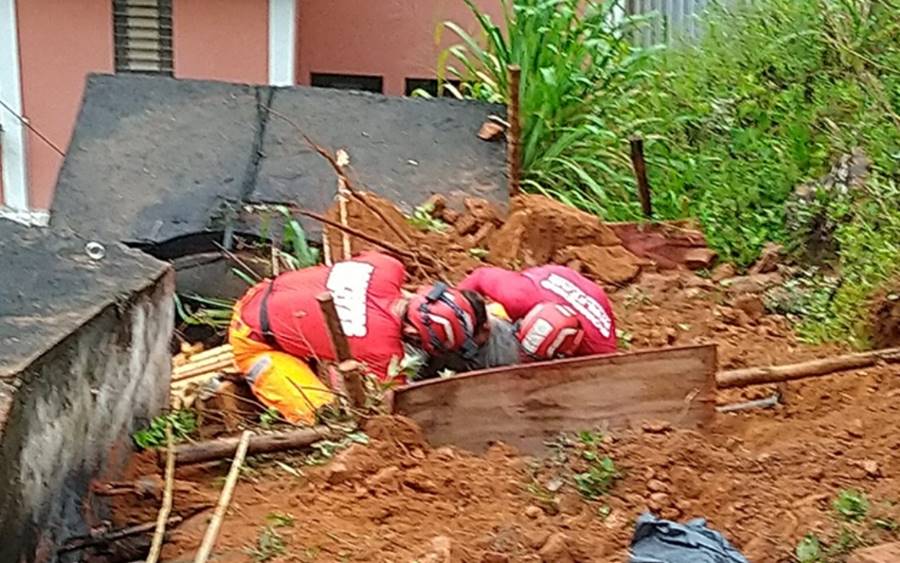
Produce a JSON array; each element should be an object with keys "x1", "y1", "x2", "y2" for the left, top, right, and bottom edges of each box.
[
  {"x1": 440, "y1": 0, "x2": 657, "y2": 217},
  {"x1": 442, "y1": 0, "x2": 900, "y2": 345}
]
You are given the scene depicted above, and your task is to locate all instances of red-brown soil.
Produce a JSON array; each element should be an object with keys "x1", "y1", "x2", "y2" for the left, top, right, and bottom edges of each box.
[{"x1": 108, "y1": 264, "x2": 900, "y2": 562}]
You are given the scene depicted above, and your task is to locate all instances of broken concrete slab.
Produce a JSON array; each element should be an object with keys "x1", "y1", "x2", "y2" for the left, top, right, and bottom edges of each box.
[
  {"x1": 257, "y1": 87, "x2": 506, "y2": 237},
  {"x1": 52, "y1": 74, "x2": 262, "y2": 246},
  {"x1": 51, "y1": 74, "x2": 506, "y2": 249},
  {"x1": 0, "y1": 220, "x2": 174, "y2": 562}
]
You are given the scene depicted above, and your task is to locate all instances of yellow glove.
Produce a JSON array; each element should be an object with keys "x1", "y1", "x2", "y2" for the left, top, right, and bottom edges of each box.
[{"x1": 486, "y1": 302, "x2": 510, "y2": 322}]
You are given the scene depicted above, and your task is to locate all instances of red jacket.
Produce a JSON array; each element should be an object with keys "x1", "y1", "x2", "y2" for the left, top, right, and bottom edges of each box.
[
  {"x1": 459, "y1": 265, "x2": 617, "y2": 356},
  {"x1": 236, "y1": 252, "x2": 407, "y2": 381}
]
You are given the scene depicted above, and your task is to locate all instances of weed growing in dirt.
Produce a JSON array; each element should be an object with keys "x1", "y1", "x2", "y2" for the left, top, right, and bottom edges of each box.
[
  {"x1": 304, "y1": 432, "x2": 369, "y2": 466},
  {"x1": 408, "y1": 202, "x2": 450, "y2": 233},
  {"x1": 834, "y1": 489, "x2": 869, "y2": 522},
  {"x1": 266, "y1": 511, "x2": 296, "y2": 528},
  {"x1": 796, "y1": 533, "x2": 823, "y2": 563},
  {"x1": 259, "y1": 407, "x2": 282, "y2": 430},
  {"x1": 246, "y1": 526, "x2": 287, "y2": 562},
  {"x1": 537, "y1": 431, "x2": 621, "y2": 504},
  {"x1": 132, "y1": 410, "x2": 198, "y2": 450}
]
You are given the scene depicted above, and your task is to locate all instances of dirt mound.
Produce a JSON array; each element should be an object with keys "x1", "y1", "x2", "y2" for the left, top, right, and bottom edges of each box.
[
  {"x1": 113, "y1": 356, "x2": 900, "y2": 563},
  {"x1": 324, "y1": 192, "x2": 651, "y2": 286},
  {"x1": 869, "y1": 281, "x2": 900, "y2": 349}
]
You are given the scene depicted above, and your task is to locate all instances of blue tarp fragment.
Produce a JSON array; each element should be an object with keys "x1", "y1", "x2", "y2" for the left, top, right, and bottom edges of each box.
[{"x1": 629, "y1": 513, "x2": 750, "y2": 563}]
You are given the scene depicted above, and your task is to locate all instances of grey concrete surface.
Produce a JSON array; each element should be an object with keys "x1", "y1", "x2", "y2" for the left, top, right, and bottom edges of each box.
[
  {"x1": 0, "y1": 220, "x2": 174, "y2": 562},
  {"x1": 51, "y1": 74, "x2": 506, "y2": 248}
]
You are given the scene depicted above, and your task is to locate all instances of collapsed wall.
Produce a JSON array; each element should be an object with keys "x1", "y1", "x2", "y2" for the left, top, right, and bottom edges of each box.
[{"x1": 0, "y1": 220, "x2": 173, "y2": 562}]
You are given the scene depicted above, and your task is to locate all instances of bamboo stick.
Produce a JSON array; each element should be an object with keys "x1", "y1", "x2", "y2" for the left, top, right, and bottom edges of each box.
[
  {"x1": 193, "y1": 430, "x2": 253, "y2": 563},
  {"x1": 146, "y1": 424, "x2": 176, "y2": 563},
  {"x1": 716, "y1": 347, "x2": 900, "y2": 388}
]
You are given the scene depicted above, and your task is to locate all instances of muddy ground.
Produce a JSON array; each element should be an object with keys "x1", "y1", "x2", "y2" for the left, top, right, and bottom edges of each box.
[{"x1": 109, "y1": 261, "x2": 900, "y2": 562}]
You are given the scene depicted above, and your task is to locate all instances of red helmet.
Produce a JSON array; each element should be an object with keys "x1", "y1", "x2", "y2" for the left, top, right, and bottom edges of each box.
[
  {"x1": 516, "y1": 303, "x2": 584, "y2": 360},
  {"x1": 406, "y1": 283, "x2": 478, "y2": 355}
]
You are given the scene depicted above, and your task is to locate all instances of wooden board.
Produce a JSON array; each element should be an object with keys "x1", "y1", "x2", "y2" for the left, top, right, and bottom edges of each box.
[{"x1": 392, "y1": 345, "x2": 717, "y2": 454}]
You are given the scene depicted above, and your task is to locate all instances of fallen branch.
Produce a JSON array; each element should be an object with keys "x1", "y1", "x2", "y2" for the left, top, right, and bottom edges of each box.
[
  {"x1": 193, "y1": 430, "x2": 253, "y2": 563},
  {"x1": 716, "y1": 346, "x2": 900, "y2": 388},
  {"x1": 146, "y1": 423, "x2": 176, "y2": 563},
  {"x1": 296, "y1": 209, "x2": 418, "y2": 261},
  {"x1": 168, "y1": 425, "x2": 346, "y2": 466},
  {"x1": 59, "y1": 515, "x2": 186, "y2": 554}
]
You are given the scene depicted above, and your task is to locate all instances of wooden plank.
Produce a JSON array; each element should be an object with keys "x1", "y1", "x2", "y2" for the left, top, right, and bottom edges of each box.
[{"x1": 392, "y1": 345, "x2": 717, "y2": 454}]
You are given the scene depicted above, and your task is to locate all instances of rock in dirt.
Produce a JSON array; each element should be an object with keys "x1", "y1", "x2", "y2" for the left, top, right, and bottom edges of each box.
[
  {"x1": 712, "y1": 263, "x2": 737, "y2": 282},
  {"x1": 539, "y1": 533, "x2": 575, "y2": 563},
  {"x1": 750, "y1": 243, "x2": 783, "y2": 275},
  {"x1": 647, "y1": 479, "x2": 670, "y2": 494},
  {"x1": 722, "y1": 273, "x2": 783, "y2": 295},
  {"x1": 555, "y1": 244, "x2": 641, "y2": 285},
  {"x1": 478, "y1": 121, "x2": 505, "y2": 142},
  {"x1": 481, "y1": 552, "x2": 510, "y2": 563},
  {"x1": 642, "y1": 420, "x2": 672, "y2": 434},
  {"x1": 367, "y1": 466, "x2": 401, "y2": 489},
  {"x1": 324, "y1": 462, "x2": 351, "y2": 485},
  {"x1": 364, "y1": 415, "x2": 426, "y2": 448},
  {"x1": 683, "y1": 247, "x2": 718, "y2": 270},
  {"x1": 732, "y1": 294, "x2": 766, "y2": 322},
  {"x1": 487, "y1": 194, "x2": 621, "y2": 267},
  {"x1": 862, "y1": 460, "x2": 881, "y2": 478},
  {"x1": 417, "y1": 535, "x2": 455, "y2": 563},
  {"x1": 869, "y1": 282, "x2": 900, "y2": 349},
  {"x1": 848, "y1": 542, "x2": 900, "y2": 563},
  {"x1": 521, "y1": 506, "x2": 541, "y2": 519}
]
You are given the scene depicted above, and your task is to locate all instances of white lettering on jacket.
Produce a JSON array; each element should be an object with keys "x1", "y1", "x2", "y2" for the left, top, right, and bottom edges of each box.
[
  {"x1": 538, "y1": 273, "x2": 612, "y2": 337},
  {"x1": 326, "y1": 261, "x2": 375, "y2": 338}
]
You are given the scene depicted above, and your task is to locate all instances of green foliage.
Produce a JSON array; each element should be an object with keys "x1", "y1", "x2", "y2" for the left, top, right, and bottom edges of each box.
[
  {"x1": 834, "y1": 489, "x2": 869, "y2": 522},
  {"x1": 259, "y1": 407, "x2": 283, "y2": 430},
  {"x1": 440, "y1": 0, "x2": 657, "y2": 218},
  {"x1": 266, "y1": 511, "x2": 296, "y2": 528},
  {"x1": 277, "y1": 206, "x2": 320, "y2": 269},
  {"x1": 173, "y1": 294, "x2": 236, "y2": 329},
  {"x1": 408, "y1": 202, "x2": 450, "y2": 233},
  {"x1": 304, "y1": 432, "x2": 370, "y2": 465},
  {"x1": 444, "y1": 0, "x2": 900, "y2": 347},
  {"x1": 246, "y1": 526, "x2": 287, "y2": 562},
  {"x1": 796, "y1": 533, "x2": 823, "y2": 563},
  {"x1": 574, "y1": 454, "x2": 619, "y2": 500},
  {"x1": 132, "y1": 410, "x2": 198, "y2": 450}
]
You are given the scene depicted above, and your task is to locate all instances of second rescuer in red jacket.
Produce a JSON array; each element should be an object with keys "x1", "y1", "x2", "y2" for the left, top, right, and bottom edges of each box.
[
  {"x1": 458, "y1": 264, "x2": 618, "y2": 360},
  {"x1": 229, "y1": 251, "x2": 488, "y2": 423}
]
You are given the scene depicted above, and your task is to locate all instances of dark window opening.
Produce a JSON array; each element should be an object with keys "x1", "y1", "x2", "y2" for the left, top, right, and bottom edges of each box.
[
  {"x1": 405, "y1": 78, "x2": 462, "y2": 98},
  {"x1": 113, "y1": 0, "x2": 174, "y2": 76},
  {"x1": 310, "y1": 73, "x2": 383, "y2": 94}
]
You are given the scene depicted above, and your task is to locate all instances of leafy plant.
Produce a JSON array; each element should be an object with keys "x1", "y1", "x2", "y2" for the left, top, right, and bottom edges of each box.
[
  {"x1": 173, "y1": 294, "x2": 236, "y2": 329},
  {"x1": 246, "y1": 526, "x2": 287, "y2": 562},
  {"x1": 440, "y1": 0, "x2": 657, "y2": 218},
  {"x1": 796, "y1": 533, "x2": 823, "y2": 563},
  {"x1": 266, "y1": 511, "x2": 296, "y2": 528},
  {"x1": 574, "y1": 454, "x2": 619, "y2": 500},
  {"x1": 834, "y1": 489, "x2": 869, "y2": 522},
  {"x1": 304, "y1": 432, "x2": 370, "y2": 465},
  {"x1": 408, "y1": 202, "x2": 450, "y2": 233},
  {"x1": 276, "y1": 206, "x2": 320, "y2": 269},
  {"x1": 132, "y1": 410, "x2": 198, "y2": 450},
  {"x1": 259, "y1": 407, "x2": 283, "y2": 430}
]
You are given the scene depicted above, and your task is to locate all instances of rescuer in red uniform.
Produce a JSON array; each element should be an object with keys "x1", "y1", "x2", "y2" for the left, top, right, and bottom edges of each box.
[
  {"x1": 458, "y1": 264, "x2": 617, "y2": 360},
  {"x1": 229, "y1": 251, "x2": 487, "y2": 423}
]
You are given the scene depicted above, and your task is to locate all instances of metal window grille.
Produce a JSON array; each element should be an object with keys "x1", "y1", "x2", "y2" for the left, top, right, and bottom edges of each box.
[{"x1": 113, "y1": 0, "x2": 173, "y2": 75}]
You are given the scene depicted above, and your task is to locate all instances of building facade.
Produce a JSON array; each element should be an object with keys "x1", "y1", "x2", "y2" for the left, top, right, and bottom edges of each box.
[{"x1": 0, "y1": 0, "x2": 502, "y2": 224}]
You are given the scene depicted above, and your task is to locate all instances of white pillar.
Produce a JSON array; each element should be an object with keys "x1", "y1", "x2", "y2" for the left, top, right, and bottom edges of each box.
[
  {"x1": 0, "y1": 0, "x2": 30, "y2": 214},
  {"x1": 268, "y1": 0, "x2": 297, "y2": 86}
]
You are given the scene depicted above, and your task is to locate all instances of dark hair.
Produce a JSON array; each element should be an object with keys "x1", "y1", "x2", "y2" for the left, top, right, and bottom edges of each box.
[{"x1": 461, "y1": 289, "x2": 488, "y2": 329}]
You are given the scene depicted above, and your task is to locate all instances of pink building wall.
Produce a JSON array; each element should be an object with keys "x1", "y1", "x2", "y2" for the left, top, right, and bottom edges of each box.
[
  {"x1": 6, "y1": 0, "x2": 505, "y2": 211},
  {"x1": 173, "y1": 0, "x2": 269, "y2": 84},
  {"x1": 16, "y1": 0, "x2": 114, "y2": 210},
  {"x1": 297, "y1": 0, "x2": 505, "y2": 95}
]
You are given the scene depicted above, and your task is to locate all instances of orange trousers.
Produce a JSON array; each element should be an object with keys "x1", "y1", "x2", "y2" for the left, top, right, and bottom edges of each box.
[{"x1": 229, "y1": 291, "x2": 334, "y2": 425}]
